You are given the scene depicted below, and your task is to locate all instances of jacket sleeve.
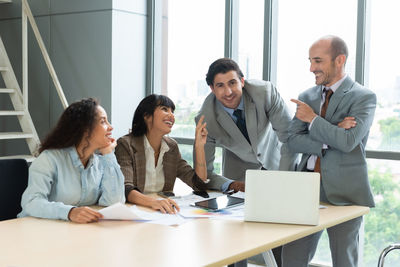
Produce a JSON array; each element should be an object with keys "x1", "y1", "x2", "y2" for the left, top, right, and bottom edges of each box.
[
  {"x1": 115, "y1": 137, "x2": 139, "y2": 198},
  {"x1": 287, "y1": 118, "x2": 325, "y2": 156},
  {"x1": 265, "y1": 83, "x2": 298, "y2": 170},
  {"x1": 309, "y1": 92, "x2": 376, "y2": 153}
]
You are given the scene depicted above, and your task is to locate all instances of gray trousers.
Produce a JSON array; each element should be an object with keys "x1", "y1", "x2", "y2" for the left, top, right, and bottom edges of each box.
[{"x1": 281, "y1": 184, "x2": 363, "y2": 267}]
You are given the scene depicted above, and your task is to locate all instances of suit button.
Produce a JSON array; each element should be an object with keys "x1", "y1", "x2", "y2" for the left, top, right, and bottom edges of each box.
[{"x1": 257, "y1": 153, "x2": 261, "y2": 157}]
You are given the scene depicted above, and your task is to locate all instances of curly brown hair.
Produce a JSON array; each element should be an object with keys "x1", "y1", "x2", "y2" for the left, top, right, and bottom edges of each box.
[{"x1": 39, "y1": 98, "x2": 99, "y2": 154}]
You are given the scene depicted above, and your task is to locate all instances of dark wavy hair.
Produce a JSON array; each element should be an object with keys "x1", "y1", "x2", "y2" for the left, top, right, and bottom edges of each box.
[
  {"x1": 131, "y1": 94, "x2": 175, "y2": 137},
  {"x1": 39, "y1": 98, "x2": 99, "y2": 154},
  {"x1": 206, "y1": 58, "x2": 244, "y2": 86}
]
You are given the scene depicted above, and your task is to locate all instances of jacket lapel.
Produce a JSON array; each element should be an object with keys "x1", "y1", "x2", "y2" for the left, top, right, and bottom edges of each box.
[
  {"x1": 161, "y1": 137, "x2": 174, "y2": 191},
  {"x1": 130, "y1": 136, "x2": 146, "y2": 192},
  {"x1": 243, "y1": 91, "x2": 258, "y2": 153},
  {"x1": 310, "y1": 86, "x2": 323, "y2": 114},
  {"x1": 215, "y1": 101, "x2": 250, "y2": 147},
  {"x1": 325, "y1": 76, "x2": 353, "y2": 120}
]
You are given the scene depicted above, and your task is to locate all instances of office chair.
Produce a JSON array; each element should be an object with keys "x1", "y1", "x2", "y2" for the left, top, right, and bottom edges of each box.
[
  {"x1": 0, "y1": 159, "x2": 29, "y2": 221},
  {"x1": 377, "y1": 243, "x2": 400, "y2": 267}
]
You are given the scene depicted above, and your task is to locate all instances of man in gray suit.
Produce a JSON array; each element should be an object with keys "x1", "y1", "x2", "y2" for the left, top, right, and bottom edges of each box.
[
  {"x1": 196, "y1": 58, "x2": 296, "y2": 192},
  {"x1": 195, "y1": 58, "x2": 297, "y2": 266},
  {"x1": 282, "y1": 36, "x2": 376, "y2": 267}
]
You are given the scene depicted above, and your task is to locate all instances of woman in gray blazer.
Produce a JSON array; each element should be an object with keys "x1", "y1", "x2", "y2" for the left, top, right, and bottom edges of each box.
[{"x1": 115, "y1": 94, "x2": 208, "y2": 214}]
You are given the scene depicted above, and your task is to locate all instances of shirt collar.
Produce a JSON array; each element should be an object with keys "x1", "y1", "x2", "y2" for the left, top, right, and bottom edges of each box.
[
  {"x1": 221, "y1": 95, "x2": 244, "y2": 117},
  {"x1": 322, "y1": 74, "x2": 347, "y2": 93},
  {"x1": 68, "y1": 146, "x2": 94, "y2": 169},
  {"x1": 143, "y1": 135, "x2": 170, "y2": 153}
]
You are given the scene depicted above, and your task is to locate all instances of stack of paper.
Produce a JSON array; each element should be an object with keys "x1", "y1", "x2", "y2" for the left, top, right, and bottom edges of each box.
[{"x1": 99, "y1": 203, "x2": 186, "y2": 226}]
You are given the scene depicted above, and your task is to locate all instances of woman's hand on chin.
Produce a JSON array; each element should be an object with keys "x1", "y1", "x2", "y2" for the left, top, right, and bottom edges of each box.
[{"x1": 98, "y1": 137, "x2": 117, "y2": 155}]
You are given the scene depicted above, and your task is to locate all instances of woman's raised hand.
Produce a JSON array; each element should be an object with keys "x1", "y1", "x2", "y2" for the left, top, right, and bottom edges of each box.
[
  {"x1": 195, "y1": 115, "x2": 208, "y2": 146},
  {"x1": 194, "y1": 115, "x2": 208, "y2": 182}
]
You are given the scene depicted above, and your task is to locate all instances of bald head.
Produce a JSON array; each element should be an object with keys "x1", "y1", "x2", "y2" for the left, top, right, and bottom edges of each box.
[
  {"x1": 309, "y1": 35, "x2": 347, "y2": 86},
  {"x1": 312, "y1": 35, "x2": 348, "y2": 64}
]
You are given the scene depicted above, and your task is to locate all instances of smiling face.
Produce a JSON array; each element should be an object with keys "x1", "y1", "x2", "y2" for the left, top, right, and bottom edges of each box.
[
  {"x1": 309, "y1": 39, "x2": 345, "y2": 87},
  {"x1": 89, "y1": 106, "x2": 113, "y2": 149},
  {"x1": 210, "y1": 70, "x2": 244, "y2": 109},
  {"x1": 145, "y1": 105, "x2": 175, "y2": 135}
]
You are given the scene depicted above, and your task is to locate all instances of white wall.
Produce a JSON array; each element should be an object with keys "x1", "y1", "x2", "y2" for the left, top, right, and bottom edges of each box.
[{"x1": 0, "y1": 0, "x2": 148, "y2": 155}]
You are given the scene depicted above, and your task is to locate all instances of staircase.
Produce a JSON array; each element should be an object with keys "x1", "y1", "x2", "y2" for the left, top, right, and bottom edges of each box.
[
  {"x1": 0, "y1": 37, "x2": 40, "y2": 162},
  {"x1": 0, "y1": 0, "x2": 68, "y2": 162}
]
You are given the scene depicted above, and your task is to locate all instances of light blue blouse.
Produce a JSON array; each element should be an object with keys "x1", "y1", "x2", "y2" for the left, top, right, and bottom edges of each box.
[{"x1": 18, "y1": 147, "x2": 125, "y2": 221}]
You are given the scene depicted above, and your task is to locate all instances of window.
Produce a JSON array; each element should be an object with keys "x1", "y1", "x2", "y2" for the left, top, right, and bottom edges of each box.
[
  {"x1": 238, "y1": 0, "x2": 264, "y2": 80},
  {"x1": 276, "y1": 0, "x2": 357, "y2": 116},
  {"x1": 176, "y1": 144, "x2": 223, "y2": 178},
  {"x1": 367, "y1": 0, "x2": 400, "y2": 152},
  {"x1": 153, "y1": 2, "x2": 400, "y2": 266},
  {"x1": 362, "y1": 3, "x2": 400, "y2": 266},
  {"x1": 162, "y1": 0, "x2": 225, "y2": 139},
  {"x1": 363, "y1": 159, "x2": 400, "y2": 266}
]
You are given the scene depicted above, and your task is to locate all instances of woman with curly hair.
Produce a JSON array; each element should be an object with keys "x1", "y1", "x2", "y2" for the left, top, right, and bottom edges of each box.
[
  {"x1": 115, "y1": 94, "x2": 208, "y2": 214},
  {"x1": 18, "y1": 98, "x2": 125, "y2": 223}
]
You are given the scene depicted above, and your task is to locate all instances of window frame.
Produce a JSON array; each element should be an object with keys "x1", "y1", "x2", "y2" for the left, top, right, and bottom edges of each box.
[{"x1": 150, "y1": 0, "x2": 400, "y2": 160}]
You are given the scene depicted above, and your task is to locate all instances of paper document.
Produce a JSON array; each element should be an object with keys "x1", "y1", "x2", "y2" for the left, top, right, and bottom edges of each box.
[
  {"x1": 99, "y1": 203, "x2": 147, "y2": 220},
  {"x1": 179, "y1": 206, "x2": 233, "y2": 218},
  {"x1": 213, "y1": 205, "x2": 244, "y2": 221},
  {"x1": 99, "y1": 203, "x2": 187, "y2": 226}
]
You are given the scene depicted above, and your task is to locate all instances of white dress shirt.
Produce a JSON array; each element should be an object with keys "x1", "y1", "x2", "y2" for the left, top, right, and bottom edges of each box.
[{"x1": 143, "y1": 135, "x2": 170, "y2": 193}]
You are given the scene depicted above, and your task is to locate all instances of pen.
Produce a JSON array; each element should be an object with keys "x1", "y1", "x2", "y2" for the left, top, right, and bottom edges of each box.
[{"x1": 171, "y1": 204, "x2": 180, "y2": 214}]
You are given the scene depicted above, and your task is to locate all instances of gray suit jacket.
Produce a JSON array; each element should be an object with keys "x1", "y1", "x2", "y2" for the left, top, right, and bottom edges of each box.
[
  {"x1": 195, "y1": 79, "x2": 297, "y2": 190},
  {"x1": 288, "y1": 76, "x2": 376, "y2": 207}
]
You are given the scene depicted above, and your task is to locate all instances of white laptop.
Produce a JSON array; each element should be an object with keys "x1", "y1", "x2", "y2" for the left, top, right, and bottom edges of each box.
[{"x1": 244, "y1": 170, "x2": 320, "y2": 225}]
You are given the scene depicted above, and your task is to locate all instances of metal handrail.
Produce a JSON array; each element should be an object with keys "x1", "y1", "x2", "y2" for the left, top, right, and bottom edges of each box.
[
  {"x1": 377, "y1": 243, "x2": 400, "y2": 267},
  {"x1": 21, "y1": 0, "x2": 68, "y2": 109}
]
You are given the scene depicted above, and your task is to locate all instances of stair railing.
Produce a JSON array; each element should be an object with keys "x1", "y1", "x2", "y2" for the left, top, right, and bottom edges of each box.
[{"x1": 21, "y1": 0, "x2": 68, "y2": 109}]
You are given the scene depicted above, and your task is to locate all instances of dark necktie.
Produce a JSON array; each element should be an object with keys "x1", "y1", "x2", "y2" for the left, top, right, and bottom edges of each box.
[
  {"x1": 314, "y1": 88, "x2": 333, "y2": 174},
  {"x1": 233, "y1": 109, "x2": 250, "y2": 144}
]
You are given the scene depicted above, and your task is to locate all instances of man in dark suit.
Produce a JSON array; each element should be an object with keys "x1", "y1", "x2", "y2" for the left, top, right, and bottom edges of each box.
[{"x1": 282, "y1": 35, "x2": 376, "y2": 267}]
